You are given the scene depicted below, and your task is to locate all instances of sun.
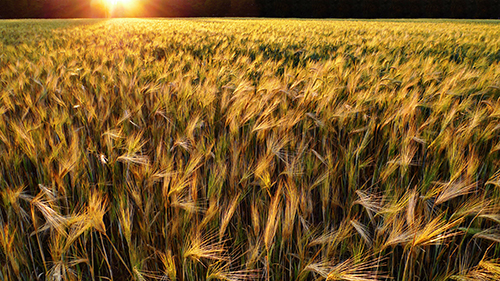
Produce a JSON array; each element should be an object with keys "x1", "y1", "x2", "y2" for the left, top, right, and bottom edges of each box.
[
  {"x1": 100, "y1": 0, "x2": 141, "y2": 17},
  {"x1": 105, "y1": 0, "x2": 134, "y2": 9}
]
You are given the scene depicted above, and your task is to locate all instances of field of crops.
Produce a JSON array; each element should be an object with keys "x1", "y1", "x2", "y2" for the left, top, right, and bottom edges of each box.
[{"x1": 1, "y1": 18, "x2": 500, "y2": 280}]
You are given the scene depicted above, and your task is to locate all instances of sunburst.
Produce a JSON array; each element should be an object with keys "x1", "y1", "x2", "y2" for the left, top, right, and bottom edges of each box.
[{"x1": 103, "y1": 0, "x2": 137, "y2": 17}]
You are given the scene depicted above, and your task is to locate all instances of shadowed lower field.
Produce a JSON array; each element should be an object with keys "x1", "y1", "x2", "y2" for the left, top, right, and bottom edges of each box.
[{"x1": 1, "y1": 18, "x2": 500, "y2": 281}]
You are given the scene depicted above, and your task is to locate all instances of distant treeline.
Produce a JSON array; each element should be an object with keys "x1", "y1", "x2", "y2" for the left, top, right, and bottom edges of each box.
[
  {"x1": 0, "y1": 0, "x2": 499, "y2": 19},
  {"x1": 258, "y1": 0, "x2": 500, "y2": 19}
]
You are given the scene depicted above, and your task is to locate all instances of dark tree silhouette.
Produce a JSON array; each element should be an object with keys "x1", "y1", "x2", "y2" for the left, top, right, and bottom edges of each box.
[{"x1": 0, "y1": 0, "x2": 498, "y2": 19}]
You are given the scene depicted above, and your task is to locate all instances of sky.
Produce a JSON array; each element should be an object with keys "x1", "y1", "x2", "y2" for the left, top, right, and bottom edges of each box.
[{"x1": 0, "y1": 0, "x2": 499, "y2": 19}]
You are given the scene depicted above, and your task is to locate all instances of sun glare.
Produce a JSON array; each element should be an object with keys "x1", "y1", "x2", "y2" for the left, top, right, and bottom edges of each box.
[
  {"x1": 101, "y1": 0, "x2": 140, "y2": 17},
  {"x1": 105, "y1": 0, "x2": 133, "y2": 9},
  {"x1": 107, "y1": 0, "x2": 134, "y2": 6}
]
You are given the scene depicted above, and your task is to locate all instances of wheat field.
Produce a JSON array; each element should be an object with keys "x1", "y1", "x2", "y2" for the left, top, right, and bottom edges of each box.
[{"x1": 1, "y1": 18, "x2": 500, "y2": 280}]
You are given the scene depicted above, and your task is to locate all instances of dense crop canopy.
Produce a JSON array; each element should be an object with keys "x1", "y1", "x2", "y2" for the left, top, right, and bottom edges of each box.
[{"x1": 1, "y1": 18, "x2": 500, "y2": 280}]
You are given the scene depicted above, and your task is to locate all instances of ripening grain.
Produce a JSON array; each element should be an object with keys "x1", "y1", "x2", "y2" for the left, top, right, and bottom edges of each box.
[{"x1": 1, "y1": 18, "x2": 500, "y2": 281}]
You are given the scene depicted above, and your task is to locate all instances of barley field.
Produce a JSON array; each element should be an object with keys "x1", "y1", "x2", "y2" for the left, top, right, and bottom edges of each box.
[{"x1": 1, "y1": 18, "x2": 500, "y2": 281}]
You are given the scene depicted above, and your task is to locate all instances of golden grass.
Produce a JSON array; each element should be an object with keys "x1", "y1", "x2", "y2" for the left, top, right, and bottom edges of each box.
[{"x1": 0, "y1": 18, "x2": 500, "y2": 280}]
